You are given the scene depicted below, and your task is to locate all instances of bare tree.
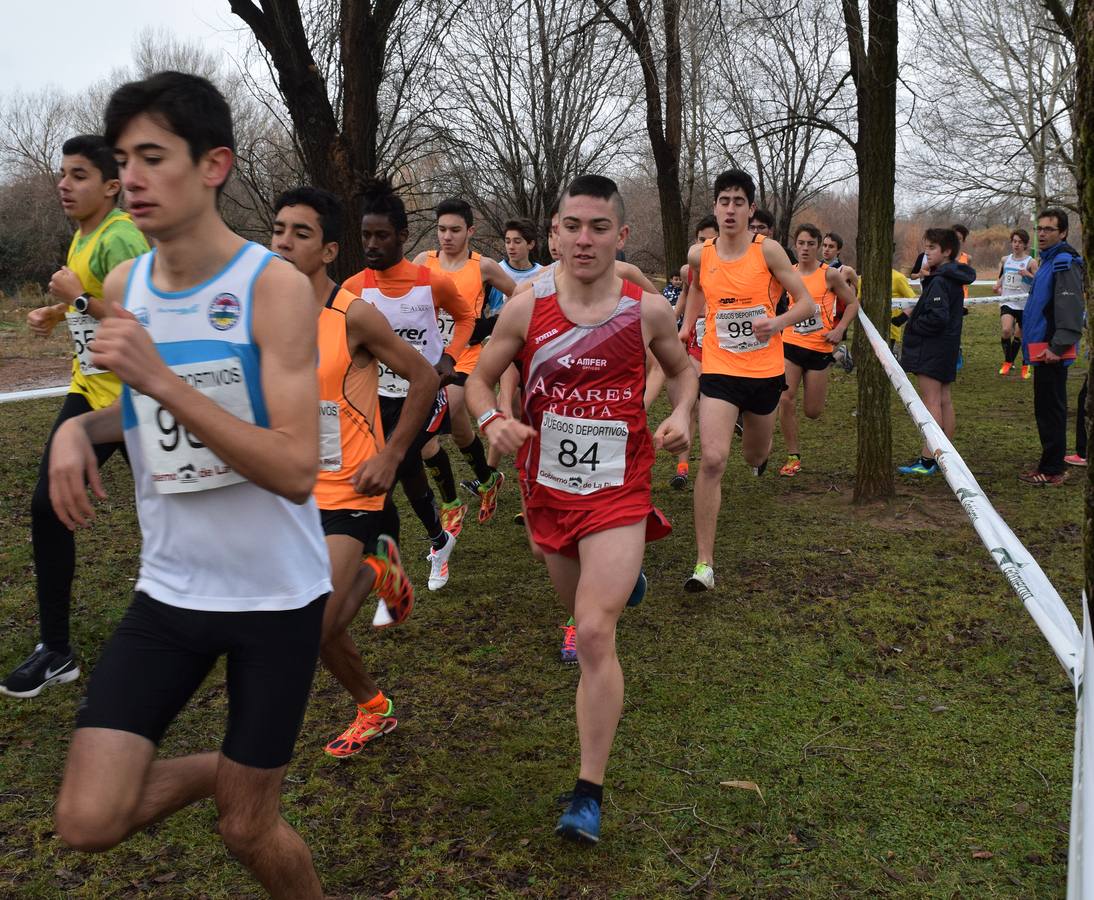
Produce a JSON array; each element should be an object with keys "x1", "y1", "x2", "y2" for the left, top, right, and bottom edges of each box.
[{"x1": 906, "y1": 0, "x2": 1076, "y2": 215}]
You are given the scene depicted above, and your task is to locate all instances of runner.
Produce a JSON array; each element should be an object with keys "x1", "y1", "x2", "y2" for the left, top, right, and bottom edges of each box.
[
  {"x1": 670, "y1": 215, "x2": 719, "y2": 489},
  {"x1": 271, "y1": 187, "x2": 438, "y2": 756},
  {"x1": 678, "y1": 169, "x2": 816, "y2": 591},
  {"x1": 821, "y1": 232, "x2": 844, "y2": 268},
  {"x1": 1, "y1": 135, "x2": 149, "y2": 699},
  {"x1": 776, "y1": 223, "x2": 860, "y2": 477},
  {"x1": 994, "y1": 228, "x2": 1037, "y2": 378},
  {"x1": 466, "y1": 174, "x2": 697, "y2": 844},
  {"x1": 342, "y1": 179, "x2": 476, "y2": 591},
  {"x1": 48, "y1": 72, "x2": 331, "y2": 897},
  {"x1": 413, "y1": 199, "x2": 516, "y2": 530}
]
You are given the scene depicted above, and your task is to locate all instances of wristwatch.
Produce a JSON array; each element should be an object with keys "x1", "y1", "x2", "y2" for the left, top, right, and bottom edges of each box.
[
  {"x1": 476, "y1": 408, "x2": 505, "y2": 433},
  {"x1": 73, "y1": 293, "x2": 91, "y2": 314}
]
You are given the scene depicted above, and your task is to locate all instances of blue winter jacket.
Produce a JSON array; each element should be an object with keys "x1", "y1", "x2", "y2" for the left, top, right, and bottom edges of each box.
[{"x1": 1022, "y1": 241, "x2": 1085, "y2": 366}]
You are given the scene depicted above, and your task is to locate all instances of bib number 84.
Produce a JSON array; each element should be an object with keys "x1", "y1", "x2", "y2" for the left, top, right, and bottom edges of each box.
[{"x1": 558, "y1": 438, "x2": 600, "y2": 471}]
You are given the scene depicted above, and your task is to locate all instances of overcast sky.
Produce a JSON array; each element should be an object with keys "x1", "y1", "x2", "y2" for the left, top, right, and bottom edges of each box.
[{"x1": 2, "y1": 0, "x2": 246, "y2": 93}]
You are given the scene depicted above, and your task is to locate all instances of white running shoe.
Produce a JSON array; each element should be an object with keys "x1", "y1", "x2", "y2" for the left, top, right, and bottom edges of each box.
[
  {"x1": 427, "y1": 531, "x2": 456, "y2": 591},
  {"x1": 684, "y1": 563, "x2": 714, "y2": 592}
]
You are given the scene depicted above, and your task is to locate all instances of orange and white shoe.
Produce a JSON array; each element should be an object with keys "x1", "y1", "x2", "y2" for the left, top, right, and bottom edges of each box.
[
  {"x1": 324, "y1": 700, "x2": 398, "y2": 757},
  {"x1": 998, "y1": 361, "x2": 1012, "y2": 376},
  {"x1": 1020, "y1": 365, "x2": 1031, "y2": 380},
  {"x1": 778, "y1": 455, "x2": 801, "y2": 477},
  {"x1": 427, "y1": 531, "x2": 456, "y2": 591},
  {"x1": 369, "y1": 535, "x2": 414, "y2": 628}
]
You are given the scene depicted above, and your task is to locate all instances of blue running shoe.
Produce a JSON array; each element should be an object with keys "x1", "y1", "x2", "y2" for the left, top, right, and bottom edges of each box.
[
  {"x1": 897, "y1": 458, "x2": 939, "y2": 476},
  {"x1": 556, "y1": 795, "x2": 601, "y2": 844},
  {"x1": 627, "y1": 570, "x2": 647, "y2": 607}
]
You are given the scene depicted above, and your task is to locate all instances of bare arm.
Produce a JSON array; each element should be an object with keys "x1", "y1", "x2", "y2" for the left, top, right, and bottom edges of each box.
[
  {"x1": 643, "y1": 293, "x2": 697, "y2": 454},
  {"x1": 48, "y1": 403, "x2": 124, "y2": 529},
  {"x1": 481, "y1": 257, "x2": 517, "y2": 297},
  {"x1": 616, "y1": 261, "x2": 657, "y2": 294},
  {"x1": 347, "y1": 299, "x2": 440, "y2": 495},
  {"x1": 825, "y1": 268, "x2": 860, "y2": 343},
  {"x1": 91, "y1": 257, "x2": 321, "y2": 504},
  {"x1": 760, "y1": 240, "x2": 816, "y2": 340},
  {"x1": 678, "y1": 244, "x2": 705, "y2": 341},
  {"x1": 434, "y1": 273, "x2": 475, "y2": 362}
]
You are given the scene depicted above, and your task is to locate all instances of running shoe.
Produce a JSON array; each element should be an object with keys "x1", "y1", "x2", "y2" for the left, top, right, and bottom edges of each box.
[
  {"x1": 998, "y1": 361, "x2": 1013, "y2": 376},
  {"x1": 627, "y1": 570, "x2": 648, "y2": 607},
  {"x1": 427, "y1": 531, "x2": 456, "y2": 591},
  {"x1": 897, "y1": 459, "x2": 939, "y2": 476},
  {"x1": 1018, "y1": 469, "x2": 1067, "y2": 486},
  {"x1": 560, "y1": 620, "x2": 577, "y2": 664},
  {"x1": 779, "y1": 456, "x2": 801, "y2": 477},
  {"x1": 669, "y1": 469, "x2": 688, "y2": 490},
  {"x1": 460, "y1": 478, "x2": 481, "y2": 496},
  {"x1": 369, "y1": 535, "x2": 414, "y2": 628},
  {"x1": 752, "y1": 458, "x2": 769, "y2": 477},
  {"x1": 439, "y1": 499, "x2": 467, "y2": 538},
  {"x1": 556, "y1": 795, "x2": 601, "y2": 844},
  {"x1": 513, "y1": 511, "x2": 525, "y2": 526},
  {"x1": 1065, "y1": 454, "x2": 1088, "y2": 467},
  {"x1": 476, "y1": 471, "x2": 505, "y2": 524},
  {"x1": 833, "y1": 343, "x2": 854, "y2": 373},
  {"x1": 684, "y1": 563, "x2": 714, "y2": 592},
  {"x1": 0, "y1": 644, "x2": 79, "y2": 699},
  {"x1": 323, "y1": 699, "x2": 398, "y2": 757},
  {"x1": 1021, "y1": 365, "x2": 1031, "y2": 380}
]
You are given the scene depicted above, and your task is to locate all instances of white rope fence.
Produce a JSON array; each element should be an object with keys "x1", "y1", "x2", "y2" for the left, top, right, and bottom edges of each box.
[
  {"x1": 857, "y1": 305, "x2": 1089, "y2": 897},
  {"x1": 0, "y1": 384, "x2": 69, "y2": 405}
]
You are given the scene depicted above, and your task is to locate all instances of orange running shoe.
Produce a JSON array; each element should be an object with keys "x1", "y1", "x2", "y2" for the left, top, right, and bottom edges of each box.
[
  {"x1": 779, "y1": 455, "x2": 801, "y2": 477},
  {"x1": 440, "y1": 500, "x2": 467, "y2": 537},
  {"x1": 369, "y1": 535, "x2": 414, "y2": 628},
  {"x1": 324, "y1": 699, "x2": 397, "y2": 757},
  {"x1": 998, "y1": 362, "x2": 1012, "y2": 376},
  {"x1": 476, "y1": 471, "x2": 505, "y2": 524},
  {"x1": 1021, "y1": 365, "x2": 1031, "y2": 380}
]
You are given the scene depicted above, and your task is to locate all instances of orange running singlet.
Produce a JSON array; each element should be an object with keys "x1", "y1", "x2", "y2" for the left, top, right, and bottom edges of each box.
[
  {"x1": 313, "y1": 287, "x2": 386, "y2": 512},
  {"x1": 698, "y1": 236, "x2": 784, "y2": 378},
  {"x1": 424, "y1": 250, "x2": 487, "y2": 375},
  {"x1": 782, "y1": 264, "x2": 836, "y2": 354}
]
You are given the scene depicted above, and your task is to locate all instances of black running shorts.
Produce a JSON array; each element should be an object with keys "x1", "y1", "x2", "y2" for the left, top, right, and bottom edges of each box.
[
  {"x1": 1000, "y1": 306, "x2": 1024, "y2": 326},
  {"x1": 783, "y1": 342, "x2": 834, "y2": 372},
  {"x1": 699, "y1": 372, "x2": 787, "y2": 416},
  {"x1": 320, "y1": 502, "x2": 399, "y2": 551},
  {"x1": 76, "y1": 592, "x2": 327, "y2": 769}
]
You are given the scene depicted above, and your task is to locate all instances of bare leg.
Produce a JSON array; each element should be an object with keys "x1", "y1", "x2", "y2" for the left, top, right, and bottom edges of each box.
[
  {"x1": 446, "y1": 383, "x2": 475, "y2": 447},
  {"x1": 740, "y1": 408, "x2": 777, "y2": 467},
  {"x1": 778, "y1": 361, "x2": 804, "y2": 455},
  {"x1": 801, "y1": 367, "x2": 829, "y2": 419},
  {"x1": 916, "y1": 375, "x2": 944, "y2": 457},
  {"x1": 319, "y1": 534, "x2": 380, "y2": 704},
  {"x1": 215, "y1": 755, "x2": 322, "y2": 900},
  {"x1": 939, "y1": 383, "x2": 955, "y2": 439},
  {"x1": 694, "y1": 395, "x2": 736, "y2": 565}
]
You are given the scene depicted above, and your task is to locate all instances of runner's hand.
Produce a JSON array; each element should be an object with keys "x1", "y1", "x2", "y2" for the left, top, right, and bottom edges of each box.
[
  {"x1": 753, "y1": 316, "x2": 777, "y2": 342},
  {"x1": 483, "y1": 417, "x2": 535, "y2": 455},
  {"x1": 48, "y1": 419, "x2": 107, "y2": 530},
  {"x1": 652, "y1": 411, "x2": 690, "y2": 455},
  {"x1": 91, "y1": 302, "x2": 170, "y2": 394},
  {"x1": 824, "y1": 328, "x2": 844, "y2": 345},
  {"x1": 677, "y1": 321, "x2": 692, "y2": 344},
  {"x1": 27, "y1": 303, "x2": 67, "y2": 337},
  {"x1": 49, "y1": 266, "x2": 84, "y2": 304},
  {"x1": 352, "y1": 450, "x2": 400, "y2": 496},
  {"x1": 435, "y1": 354, "x2": 457, "y2": 387}
]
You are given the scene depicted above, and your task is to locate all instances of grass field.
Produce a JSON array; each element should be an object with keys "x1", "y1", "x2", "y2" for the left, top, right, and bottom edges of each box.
[{"x1": 0, "y1": 301, "x2": 1086, "y2": 897}]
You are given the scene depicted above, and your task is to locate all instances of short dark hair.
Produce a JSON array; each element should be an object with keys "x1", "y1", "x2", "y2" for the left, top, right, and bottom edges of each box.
[
  {"x1": 824, "y1": 231, "x2": 844, "y2": 250},
  {"x1": 924, "y1": 227, "x2": 959, "y2": 259},
  {"x1": 1010, "y1": 228, "x2": 1030, "y2": 246},
  {"x1": 561, "y1": 174, "x2": 625, "y2": 223},
  {"x1": 361, "y1": 177, "x2": 408, "y2": 232},
  {"x1": 794, "y1": 223, "x2": 822, "y2": 243},
  {"x1": 695, "y1": 214, "x2": 718, "y2": 236},
  {"x1": 436, "y1": 197, "x2": 473, "y2": 227},
  {"x1": 504, "y1": 217, "x2": 536, "y2": 245},
  {"x1": 104, "y1": 71, "x2": 234, "y2": 162},
  {"x1": 951, "y1": 223, "x2": 969, "y2": 240},
  {"x1": 1038, "y1": 207, "x2": 1069, "y2": 234},
  {"x1": 713, "y1": 169, "x2": 756, "y2": 205},
  {"x1": 61, "y1": 135, "x2": 119, "y2": 182},
  {"x1": 549, "y1": 196, "x2": 561, "y2": 219},
  {"x1": 750, "y1": 208, "x2": 775, "y2": 229},
  {"x1": 273, "y1": 187, "x2": 343, "y2": 245}
]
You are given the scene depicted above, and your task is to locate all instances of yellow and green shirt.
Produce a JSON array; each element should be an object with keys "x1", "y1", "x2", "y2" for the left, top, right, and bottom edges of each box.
[{"x1": 65, "y1": 208, "x2": 150, "y2": 408}]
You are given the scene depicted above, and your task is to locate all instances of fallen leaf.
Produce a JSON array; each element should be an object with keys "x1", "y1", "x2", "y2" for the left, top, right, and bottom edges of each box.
[
  {"x1": 972, "y1": 850, "x2": 994, "y2": 860},
  {"x1": 931, "y1": 705, "x2": 949, "y2": 713},
  {"x1": 720, "y1": 780, "x2": 765, "y2": 803},
  {"x1": 1014, "y1": 801, "x2": 1031, "y2": 815},
  {"x1": 787, "y1": 832, "x2": 799, "y2": 844}
]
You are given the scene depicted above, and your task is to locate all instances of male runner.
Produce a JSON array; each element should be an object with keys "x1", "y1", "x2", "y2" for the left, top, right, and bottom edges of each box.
[
  {"x1": 466, "y1": 174, "x2": 697, "y2": 844},
  {"x1": 413, "y1": 199, "x2": 516, "y2": 530},
  {"x1": 994, "y1": 228, "x2": 1037, "y2": 378},
  {"x1": 271, "y1": 187, "x2": 438, "y2": 756},
  {"x1": 776, "y1": 224, "x2": 859, "y2": 476},
  {"x1": 679, "y1": 169, "x2": 816, "y2": 591},
  {"x1": 343, "y1": 180, "x2": 476, "y2": 590},
  {"x1": 49, "y1": 72, "x2": 331, "y2": 898},
  {"x1": 1, "y1": 136, "x2": 149, "y2": 698},
  {"x1": 670, "y1": 215, "x2": 719, "y2": 489},
  {"x1": 821, "y1": 232, "x2": 844, "y2": 268}
]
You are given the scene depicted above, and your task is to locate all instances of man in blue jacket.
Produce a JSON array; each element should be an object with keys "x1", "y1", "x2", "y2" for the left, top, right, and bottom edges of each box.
[{"x1": 1020, "y1": 208, "x2": 1085, "y2": 485}]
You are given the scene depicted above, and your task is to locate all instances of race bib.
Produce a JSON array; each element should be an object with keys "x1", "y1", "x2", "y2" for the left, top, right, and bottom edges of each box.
[
  {"x1": 536, "y1": 412, "x2": 628, "y2": 495},
  {"x1": 793, "y1": 313, "x2": 824, "y2": 335},
  {"x1": 436, "y1": 310, "x2": 456, "y2": 347},
  {"x1": 131, "y1": 358, "x2": 254, "y2": 494},
  {"x1": 65, "y1": 312, "x2": 107, "y2": 376},
  {"x1": 694, "y1": 317, "x2": 706, "y2": 348},
  {"x1": 715, "y1": 305, "x2": 768, "y2": 352},
  {"x1": 1003, "y1": 270, "x2": 1025, "y2": 292},
  {"x1": 319, "y1": 400, "x2": 342, "y2": 471}
]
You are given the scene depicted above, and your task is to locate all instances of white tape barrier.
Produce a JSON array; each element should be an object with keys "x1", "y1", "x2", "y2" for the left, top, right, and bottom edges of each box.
[
  {"x1": 855, "y1": 308, "x2": 1083, "y2": 685},
  {"x1": 0, "y1": 384, "x2": 69, "y2": 404},
  {"x1": 1069, "y1": 594, "x2": 1094, "y2": 899},
  {"x1": 892, "y1": 293, "x2": 1029, "y2": 308}
]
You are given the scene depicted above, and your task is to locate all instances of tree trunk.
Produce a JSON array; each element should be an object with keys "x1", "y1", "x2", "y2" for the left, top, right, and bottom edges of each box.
[
  {"x1": 844, "y1": 0, "x2": 899, "y2": 502},
  {"x1": 1074, "y1": 0, "x2": 1094, "y2": 603}
]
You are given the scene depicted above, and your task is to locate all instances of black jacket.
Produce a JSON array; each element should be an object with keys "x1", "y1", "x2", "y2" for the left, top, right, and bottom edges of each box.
[{"x1": 900, "y1": 260, "x2": 977, "y2": 383}]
